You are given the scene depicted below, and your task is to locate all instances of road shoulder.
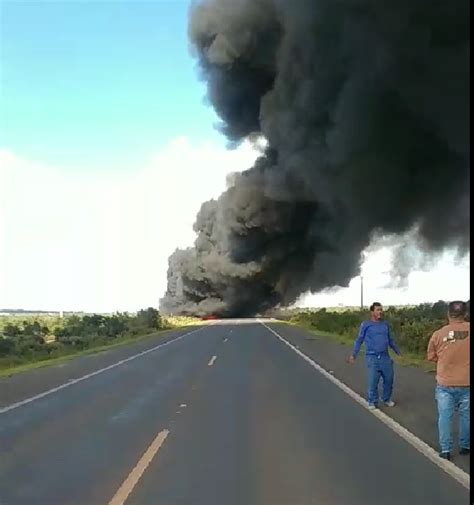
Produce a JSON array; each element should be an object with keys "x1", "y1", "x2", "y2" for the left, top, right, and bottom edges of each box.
[{"x1": 269, "y1": 322, "x2": 470, "y2": 474}]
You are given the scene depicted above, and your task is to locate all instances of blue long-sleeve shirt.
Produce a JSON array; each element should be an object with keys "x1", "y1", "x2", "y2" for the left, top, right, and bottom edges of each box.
[{"x1": 352, "y1": 320, "x2": 401, "y2": 358}]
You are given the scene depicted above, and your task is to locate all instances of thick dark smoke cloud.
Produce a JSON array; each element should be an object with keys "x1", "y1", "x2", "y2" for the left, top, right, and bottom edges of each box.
[{"x1": 160, "y1": 0, "x2": 470, "y2": 317}]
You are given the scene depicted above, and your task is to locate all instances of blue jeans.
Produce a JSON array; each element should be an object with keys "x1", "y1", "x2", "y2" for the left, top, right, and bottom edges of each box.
[
  {"x1": 365, "y1": 353, "x2": 394, "y2": 405},
  {"x1": 435, "y1": 385, "x2": 470, "y2": 453}
]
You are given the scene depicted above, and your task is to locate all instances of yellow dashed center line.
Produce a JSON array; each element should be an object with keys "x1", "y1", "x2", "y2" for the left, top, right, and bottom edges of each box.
[
  {"x1": 108, "y1": 429, "x2": 169, "y2": 505},
  {"x1": 208, "y1": 355, "x2": 217, "y2": 366}
]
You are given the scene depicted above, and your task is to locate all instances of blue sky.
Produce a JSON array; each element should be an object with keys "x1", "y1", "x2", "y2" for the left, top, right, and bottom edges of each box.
[
  {"x1": 0, "y1": 0, "x2": 267, "y2": 312},
  {"x1": 0, "y1": 0, "x2": 469, "y2": 312},
  {"x1": 1, "y1": 0, "x2": 221, "y2": 171}
]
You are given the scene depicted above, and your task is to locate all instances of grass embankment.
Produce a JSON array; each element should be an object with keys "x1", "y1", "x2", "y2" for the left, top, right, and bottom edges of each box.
[
  {"x1": 0, "y1": 314, "x2": 202, "y2": 377},
  {"x1": 284, "y1": 307, "x2": 443, "y2": 371}
]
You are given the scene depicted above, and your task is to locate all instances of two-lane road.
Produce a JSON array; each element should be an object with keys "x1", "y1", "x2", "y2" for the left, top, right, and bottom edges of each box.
[{"x1": 0, "y1": 322, "x2": 470, "y2": 504}]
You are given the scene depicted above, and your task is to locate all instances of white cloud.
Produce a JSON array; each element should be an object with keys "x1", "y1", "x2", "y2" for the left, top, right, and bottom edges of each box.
[
  {"x1": 0, "y1": 138, "x2": 259, "y2": 312},
  {"x1": 297, "y1": 247, "x2": 470, "y2": 308},
  {"x1": 0, "y1": 140, "x2": 470, "y2": 313}
]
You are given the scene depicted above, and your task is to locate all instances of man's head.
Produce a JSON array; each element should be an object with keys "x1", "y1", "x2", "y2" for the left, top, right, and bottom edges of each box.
[
  {"x1": 448, "y1": 301, "x2": 468, "y2": 321},
  {"x1": 370, "y1": 302, "x2": 383, "y2": 320}
]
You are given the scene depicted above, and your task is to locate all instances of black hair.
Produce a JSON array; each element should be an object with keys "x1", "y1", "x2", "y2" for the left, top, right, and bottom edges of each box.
[
  {"x1": 370, "y1": 302, "x2": 382, "y2": 312},
  {"x1": 448, "y1": 301, "x2": 467, "y2": 319}
]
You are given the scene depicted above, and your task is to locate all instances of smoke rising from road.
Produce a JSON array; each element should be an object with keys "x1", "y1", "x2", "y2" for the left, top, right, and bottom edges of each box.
[{"x1": 160, "y1": 0, "x2": 470, "y2": 317}]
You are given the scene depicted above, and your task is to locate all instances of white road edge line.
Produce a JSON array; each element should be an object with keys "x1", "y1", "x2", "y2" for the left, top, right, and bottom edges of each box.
[
  {"x1": 208, "y1": 355, "x2": 217, "y2": 366},
  {"x1": 259, "y1": 321, "x2": 470, "y2": 491},
  {"x1": 108, "y1": 429, "x2": 169, "y2": 505},
  {"x1": 0, "y1": 327, "x2": 205, "y2": 415}
]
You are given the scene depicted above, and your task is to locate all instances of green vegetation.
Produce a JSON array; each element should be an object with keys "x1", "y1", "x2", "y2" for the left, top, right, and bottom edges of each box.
[
  {"x1": 0, "y1": 309, "x2": 200, "y2": 375},
  {"x1": 286, "y1": 300, "x2": 469, "y2": 369}
]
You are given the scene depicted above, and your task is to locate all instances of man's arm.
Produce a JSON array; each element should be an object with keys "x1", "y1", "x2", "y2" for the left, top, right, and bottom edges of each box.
[
  {"x1": 387, "y1": 324, "x2": 401, "y2": 356},
  {"x1": 351, "y1": 322, "x2": 367, "y2": 359},
  {"x1": 427, "y1": 332, "x2": 438, "y2": 362}
]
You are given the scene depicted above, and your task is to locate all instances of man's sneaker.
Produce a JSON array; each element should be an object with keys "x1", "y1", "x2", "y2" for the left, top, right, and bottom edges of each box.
[
  {"x1": 368, "y1": 404, "x2": 377, "y2": 410},
  {"x1": 459, "y1": 448, "x2": 470, "y2": 455},
  {"x1": 439, "y1": 452, "x2": 451, "y2": 460},
  {"x1": 384, "y1": 400, "x2": 395, "y2": 407}
]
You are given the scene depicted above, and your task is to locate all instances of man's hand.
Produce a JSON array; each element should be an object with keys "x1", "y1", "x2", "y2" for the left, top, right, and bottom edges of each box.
[{"x1": 347, "y1": 355, "x2": 355, "y2": 364}]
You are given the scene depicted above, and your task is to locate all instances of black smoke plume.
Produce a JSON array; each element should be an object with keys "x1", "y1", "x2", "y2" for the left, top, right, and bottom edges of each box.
[{"x1": 160, "y1": 0, "x2": 470, "y2": 317}]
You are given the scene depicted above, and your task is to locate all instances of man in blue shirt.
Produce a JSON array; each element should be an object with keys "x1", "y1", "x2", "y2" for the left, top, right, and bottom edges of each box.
[{"x1": 348, "y1": 302, "x2": 401, "y2": 409}]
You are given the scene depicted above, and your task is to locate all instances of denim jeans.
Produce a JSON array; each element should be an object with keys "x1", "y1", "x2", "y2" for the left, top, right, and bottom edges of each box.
[
  {"x1": 365, "y1": 353, "x2": 394, "y2": 405},
  {"x1": 435, "y1": 385, "x2": 470, "y2": 453}
]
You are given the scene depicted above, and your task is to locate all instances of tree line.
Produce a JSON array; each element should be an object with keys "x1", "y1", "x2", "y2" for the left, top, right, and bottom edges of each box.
[
  {"x1": 287, "y1": 300, "x2": 470, "y2": 356},
  {"x1": 0, "y1": 308, "x2": 167, "y2": 368}
]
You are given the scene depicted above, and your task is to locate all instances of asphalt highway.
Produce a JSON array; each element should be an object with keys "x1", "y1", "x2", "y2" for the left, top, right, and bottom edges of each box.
[{"x1": 0, "y1": 321, "x2": 470, "y2": 504}]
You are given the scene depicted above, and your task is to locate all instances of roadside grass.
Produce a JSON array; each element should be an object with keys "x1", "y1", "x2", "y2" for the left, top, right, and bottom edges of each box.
[
  {"x1": 285, "y1": 320, "x2": 435, "y2": 372},
  {"x1": 0, "y1": 316, "x2": 202, "y2": 377}
]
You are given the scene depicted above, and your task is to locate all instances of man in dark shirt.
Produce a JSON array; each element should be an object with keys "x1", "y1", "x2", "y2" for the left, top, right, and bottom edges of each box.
[{"x1": 348, "y1": 302, "x2": 401, "y2": 409}]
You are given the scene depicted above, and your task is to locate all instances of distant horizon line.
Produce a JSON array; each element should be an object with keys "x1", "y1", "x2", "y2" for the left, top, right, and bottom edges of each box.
[{"x1": 2, "y1": 299, "x2": 468, "y2": 316}]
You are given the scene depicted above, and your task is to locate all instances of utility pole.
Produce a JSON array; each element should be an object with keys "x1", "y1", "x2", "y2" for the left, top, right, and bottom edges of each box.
[{"x1": 360, "y1": 275, "x2": 364, "y2": 310}]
